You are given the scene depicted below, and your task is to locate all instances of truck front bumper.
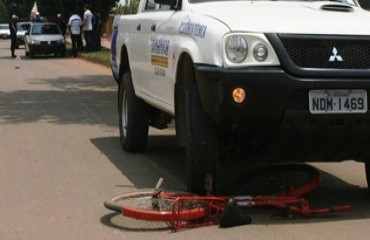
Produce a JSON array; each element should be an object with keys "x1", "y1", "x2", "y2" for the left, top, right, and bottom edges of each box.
[{"x1": 194, "y1": 65, "x2": 370, "y2": 162}]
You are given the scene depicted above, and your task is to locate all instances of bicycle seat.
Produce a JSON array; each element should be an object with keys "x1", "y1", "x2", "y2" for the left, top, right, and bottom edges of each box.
[{"x1": 219, "y1": 198, "x2": 252, "y2": 228}]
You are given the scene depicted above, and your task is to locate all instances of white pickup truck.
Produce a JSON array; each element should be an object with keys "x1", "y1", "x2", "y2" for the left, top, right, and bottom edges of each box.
[{"x1": 111, "y1": 0, "x2": 370, "y2": 193}]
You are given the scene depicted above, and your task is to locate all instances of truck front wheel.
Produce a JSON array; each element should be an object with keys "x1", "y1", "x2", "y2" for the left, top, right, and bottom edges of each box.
[
  {"x1": 186, "y1": 86, "x2": 219, "y2": 194},
  {"x1": 365, "y1": 162, "x2": 370, "y2": 190},
  {"x1": 118, "y1": 71, "x2": 149, "y2": 152}
]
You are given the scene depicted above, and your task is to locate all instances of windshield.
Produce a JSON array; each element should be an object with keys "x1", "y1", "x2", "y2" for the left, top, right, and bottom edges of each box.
[
  {"x1": 31, "y1": 25, "x2": 61, "y2": 35},
  {"x1": 18, "y1": 24, "x2": 30, "y2": 31},
  {"x1": 0, "y1": 25, "x2": 9, "y2": 30},
  {"x1": 189, "y1": 0, "x2": 358, "y2": 6}
]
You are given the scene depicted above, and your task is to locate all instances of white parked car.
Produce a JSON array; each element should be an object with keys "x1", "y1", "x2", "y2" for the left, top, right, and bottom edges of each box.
[
  {"x1": 111, "y1": 0, "x2": 370, "y2": 193},
  {"x1": 24, "y1": 22, "x2": 66, "y2": 58},
  {"x1": 0, "y1": 23, "x2": 10, "y2": 39}
]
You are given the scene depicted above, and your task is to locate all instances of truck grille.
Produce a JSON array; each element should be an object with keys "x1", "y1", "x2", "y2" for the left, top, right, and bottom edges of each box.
[{"x1": 278, "y1": 35, "x2": 370, "y2": 70}]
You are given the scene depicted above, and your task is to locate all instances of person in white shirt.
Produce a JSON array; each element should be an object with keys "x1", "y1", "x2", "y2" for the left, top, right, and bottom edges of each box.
[
  {"x1": 83, "y1": 4, "x2": 93, "y2": 52},
  {"x1": 68, "y1": 11, "x2": 83, "y2": 57}
]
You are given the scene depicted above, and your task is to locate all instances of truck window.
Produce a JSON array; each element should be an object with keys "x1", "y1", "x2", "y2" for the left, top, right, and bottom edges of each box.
[{"x1": 144, "y1": 0, "x2": 173, "y2": 11}]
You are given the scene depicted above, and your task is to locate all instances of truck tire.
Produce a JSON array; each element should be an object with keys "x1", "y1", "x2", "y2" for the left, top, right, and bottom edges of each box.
[
  {"x1": 118, "y1": 71, "x2": 149, "y2": 152},
  {"x1": 186, "y1": 86, "x2": 219, "y2": 194}
]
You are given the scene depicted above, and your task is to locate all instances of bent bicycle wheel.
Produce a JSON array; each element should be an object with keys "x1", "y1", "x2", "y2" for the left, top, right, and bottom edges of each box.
[
  {"x1": 228, "y1": 164, "x2": 320, "y2": 197},
  {"x1": 104, "y1": 190, "x2": 206, "y2": 222}
]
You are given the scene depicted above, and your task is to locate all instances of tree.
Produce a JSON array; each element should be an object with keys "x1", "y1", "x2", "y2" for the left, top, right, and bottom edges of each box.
[
  {"x1": 116, "y1": 0, "x2": 139, "y2": 14},
  {"x1": 27, "y1": 0, "x2": 117, "y2": 22},
  {"x1": 3, "y1": 0, "x2": 118, "y2": 22},
  {"x1": 37, "y1": 0, "x2": 63, "y2": 18},
  {"x1": 3, "y1": 0, "x2": 31, "y2": 21},
  {"x1": 0, "y1": 0, "x2": 9, "y2": 22},
  {"x1": 85, "y1": 0, "x2": 118, "y2": 22}
]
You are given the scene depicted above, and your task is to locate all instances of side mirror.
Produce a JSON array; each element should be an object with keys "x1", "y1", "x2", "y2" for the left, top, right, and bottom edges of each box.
[{"x1": 25, "y1": 32, "x2": 29, "y2": 36}]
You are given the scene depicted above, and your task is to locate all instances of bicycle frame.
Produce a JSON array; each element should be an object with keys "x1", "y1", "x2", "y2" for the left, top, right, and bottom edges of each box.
[
  {"x1": 169, "y1": 193, "x2": 351, "y2": 230},
  {"x1": 104, "y1": 165, "x2": 352, "y2": 231},
  {"x1": 166, "y1": 171, "x2": 351, "y2": 230}
]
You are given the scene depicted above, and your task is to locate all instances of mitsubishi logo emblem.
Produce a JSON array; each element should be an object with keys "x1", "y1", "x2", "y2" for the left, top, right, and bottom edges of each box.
[{"x1": 329, "y1": 47, "x2": 343, "y2": 62}]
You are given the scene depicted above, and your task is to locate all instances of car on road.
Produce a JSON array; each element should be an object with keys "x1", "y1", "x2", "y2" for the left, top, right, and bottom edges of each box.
[
  {"x1": 16, "y1": 22, "x2": 31, "y2": 46},
  {"x1": 24, "y1": 22, "x2": 66, "y2": 58},
  {"x1": 0, "y1": 23, "x2": 10, "y2": 39}
]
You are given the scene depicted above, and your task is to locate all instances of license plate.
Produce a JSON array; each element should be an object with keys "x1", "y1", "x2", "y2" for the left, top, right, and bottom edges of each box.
[{"x1": 309, "y1": 89, "x2": 367, "y2": 114}]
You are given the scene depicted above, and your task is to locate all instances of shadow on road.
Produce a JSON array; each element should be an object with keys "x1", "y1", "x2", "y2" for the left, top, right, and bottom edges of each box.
[
  {"x1": 100, "y1": 212, "x2": 170, "y2": 232},
  {"x1": 90, "y1": 135, "x2": 186, "y2": 190},
  {"x1": 0, "y1": 75, "x2": 117, "y2": 126},
  {"x1": 0, "y1": 55, "x2": 16, "y2": 59}
]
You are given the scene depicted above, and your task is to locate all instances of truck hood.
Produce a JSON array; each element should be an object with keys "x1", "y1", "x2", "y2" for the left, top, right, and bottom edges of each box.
[{"x1": 192, "y1": 1, "x2": 370, "y2": 35}]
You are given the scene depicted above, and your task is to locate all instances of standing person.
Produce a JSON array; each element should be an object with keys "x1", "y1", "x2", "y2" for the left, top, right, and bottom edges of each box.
[
  {"x1": 93, "y1": 12, "x2": 102, "y2": 51},
  {"x1": 56, "y1": 13, "x2": 67, "y2": 39},
  {"x1": 82, "y1": 4, "x2": 93, "y2": 52},
  {"x1": 32, "y1": 12, "x2": 47, "y2": 22},
  {"x1": 9, "y1": 15, "x2": 18, "y2": 58},
  {"x1": 68, "y1": 11, "x2": 83, "y2": 57}
]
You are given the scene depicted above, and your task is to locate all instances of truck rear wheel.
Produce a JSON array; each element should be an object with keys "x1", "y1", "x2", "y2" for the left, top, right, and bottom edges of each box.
[
  {"x1": 118, "y1": 71, "x2": 149, "y2": 152},
  {"x1": 186, "y1": 86, "x2": 219, "y2": 194}
]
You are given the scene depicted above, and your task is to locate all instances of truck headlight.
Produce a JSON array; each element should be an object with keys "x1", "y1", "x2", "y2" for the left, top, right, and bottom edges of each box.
[
  {"x1": 253, "y1": 44, "x2": 268, "y2": 61},
  {"x1": 223, "y1": 33, "x2": 280, "y2": 67},
  {"x1": 225, "y1": 35, "x2": 248, "y2": 63}
]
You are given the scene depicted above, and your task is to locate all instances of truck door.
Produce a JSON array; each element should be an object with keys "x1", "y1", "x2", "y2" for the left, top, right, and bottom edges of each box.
[{"x1": 131, "y1": 0, "x2": 178, "y2": 114}]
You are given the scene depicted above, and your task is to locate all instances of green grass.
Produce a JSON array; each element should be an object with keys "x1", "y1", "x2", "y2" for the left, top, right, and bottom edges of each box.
[{"x1": 66, "y1": 43, "x2": 111, "y2": 68}]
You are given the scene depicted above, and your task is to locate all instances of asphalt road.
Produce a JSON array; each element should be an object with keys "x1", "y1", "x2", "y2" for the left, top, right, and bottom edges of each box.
[{"x1": 1, "y1": 39, "x2": 370, "y2": 240}]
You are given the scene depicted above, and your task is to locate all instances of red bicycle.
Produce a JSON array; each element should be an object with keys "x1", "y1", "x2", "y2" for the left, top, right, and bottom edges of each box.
[{"x1": 104, "y1": 164, "x2": 351, "y2": 231}]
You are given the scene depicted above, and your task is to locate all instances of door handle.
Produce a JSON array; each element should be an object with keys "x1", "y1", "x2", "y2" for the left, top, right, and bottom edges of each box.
[
  {"x1": 136, "y1": 24, "x2": 141, "y2": 31},
  {"x1": 151, "y1": 24, "x2": 156, "y2": 32}
]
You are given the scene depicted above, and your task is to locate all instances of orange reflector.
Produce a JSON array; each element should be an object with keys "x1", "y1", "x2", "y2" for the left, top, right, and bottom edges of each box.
[{"x1": 232, "y1": 88, "x2": 246, "y2": 104}]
